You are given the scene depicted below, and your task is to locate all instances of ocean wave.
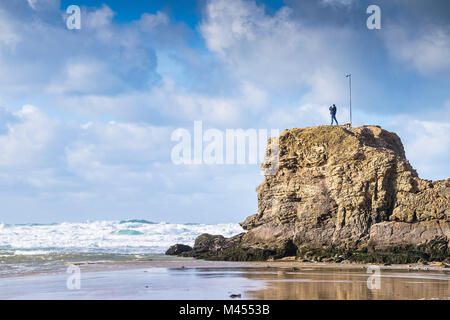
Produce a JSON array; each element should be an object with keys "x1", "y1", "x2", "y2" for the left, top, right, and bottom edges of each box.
[
  {"x1": 12, "y1": 250, "x2": 56, "y2": 256},
  {"x1": 119, "y1": 219, "x2": 157, "y2": 225},
  {"x1": 114, "y1": 230, "x2": 145, "y2": 236},
  {"x1": 0, "y1": 220, "x2": 244, "y2": 255}
]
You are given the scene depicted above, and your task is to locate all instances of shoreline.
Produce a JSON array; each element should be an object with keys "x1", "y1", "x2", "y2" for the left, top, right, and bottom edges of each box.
[{"x1": 2, "y1": 258, "x2": 449, "y2": 280}]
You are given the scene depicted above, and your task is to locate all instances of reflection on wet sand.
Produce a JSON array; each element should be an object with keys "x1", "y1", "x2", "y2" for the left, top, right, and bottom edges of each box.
[
  {"x1": 0, "y1": 262, "x2": 448, "y2": 300},
  {"x1": 235, "y1": 267, "x2": 450, "y2": 300}
]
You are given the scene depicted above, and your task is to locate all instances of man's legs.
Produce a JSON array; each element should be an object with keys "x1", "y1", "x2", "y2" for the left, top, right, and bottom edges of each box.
[{"x1": 331, "y1": 114, "x2": 338, "y2": 125}]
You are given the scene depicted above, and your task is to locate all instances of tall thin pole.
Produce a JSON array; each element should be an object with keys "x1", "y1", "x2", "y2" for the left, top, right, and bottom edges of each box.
[{"x1": 346, "y1": 74, "x2": 352, "y2": 127}]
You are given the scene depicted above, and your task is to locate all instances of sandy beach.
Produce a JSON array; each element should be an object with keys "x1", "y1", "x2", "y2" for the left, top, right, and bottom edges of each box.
[{"x1": 1, "y1": 260, "x2": 448, "y2": 300}]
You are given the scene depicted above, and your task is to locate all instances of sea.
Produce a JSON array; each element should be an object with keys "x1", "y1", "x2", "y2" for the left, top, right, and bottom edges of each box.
[{"x1": 0, "y1": 220, "x2": 244, "y2": 277}]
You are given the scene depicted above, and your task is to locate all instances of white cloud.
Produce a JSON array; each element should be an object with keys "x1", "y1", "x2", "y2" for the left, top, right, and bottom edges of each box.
[
  {"x1": 265, "y1": 103, "x2": 327, "y2": 128},
  {"x1": 0, "y1": 104, "x2": 172, "y2": 190},
  {"x1": 64, "y1": 120, "x2": 173, "y2": 186},
  {"x1": 384, "y1": 25, "x2": 450, "y2": 74},
  {"x1": 406, "y1": 121, "x2": 450, "y2": 157},
  {"x1": 199, "y1": 0, "x2": 353, "y2": 105},
  {"x1": 0, "y1": 3, "x2": 163, "y2": 96},
  {"x1": 0, "y1": 105, "x2": 58, "y2": 168},
  {"x1": 402, "y1": 120, "x2": 450, "y2": 180},
  {"x1": 47, "y1": 59, "x2": 123, "y2": 95},
  {"x1": 85, "y1": 4, "x2": 115, "y2": 29},
  {"x1": 51, "y1": 74, "x2": 270, "y2": 126},
  {"x1": 382, "y1": 105, "x2": 450, "y2": 181},
  {"x1": 27, "y1": 0, "x2": 38, "y2": 10},
  {"x1": 301, "y1": 67, "x2": 348, "y2": 105},
  {"x1": 139, "y1": 11, "x2": 170, "y2": 29},
  {"x1": 0, "y1": 9, "x2": 21, "y2": 48}
]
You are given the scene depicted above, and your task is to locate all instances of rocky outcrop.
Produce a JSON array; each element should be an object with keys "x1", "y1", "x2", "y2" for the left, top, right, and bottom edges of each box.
[
  {"x1": 177, "y1": 125, "x2": 450, "y2": 263},
  {"x1": 165, "y1": 244, "x2": 193, "y2": 255}
]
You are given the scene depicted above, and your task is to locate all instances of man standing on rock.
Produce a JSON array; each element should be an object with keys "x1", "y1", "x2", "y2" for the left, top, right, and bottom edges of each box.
[{"x1": 329, "y1": 104, "x2": 338, "y2": 125}]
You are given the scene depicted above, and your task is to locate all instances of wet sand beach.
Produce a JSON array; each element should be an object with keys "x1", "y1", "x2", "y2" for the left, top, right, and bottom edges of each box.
[{"x1": 0, "y1": 260, "x2": 448, "y2": 300}]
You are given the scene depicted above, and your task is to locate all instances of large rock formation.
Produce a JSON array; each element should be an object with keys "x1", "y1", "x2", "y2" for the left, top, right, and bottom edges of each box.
[{"x1": 176, "y1": 125, "x2": 450, "y2": 263}]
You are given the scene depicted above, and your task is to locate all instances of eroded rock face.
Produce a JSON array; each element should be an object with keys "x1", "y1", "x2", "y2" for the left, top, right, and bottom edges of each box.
[{"x1": 184, "y1": 126, "x2": 450, "y2": 263}]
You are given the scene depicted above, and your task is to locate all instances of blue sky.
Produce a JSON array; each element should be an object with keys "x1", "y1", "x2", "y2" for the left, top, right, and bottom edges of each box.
[{"x1": 0, "y1": 0, "x2": 449, "y2": 224}]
